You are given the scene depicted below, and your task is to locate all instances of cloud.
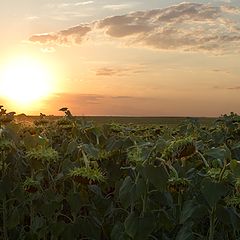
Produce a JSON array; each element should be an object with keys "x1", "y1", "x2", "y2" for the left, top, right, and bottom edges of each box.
[
  {"x1": 214, "y1": 85, "x2": 240, "y2": 90},
  {"x1": 25, "y1": 16, "x2": 40, "y2": 21},
  {"x1": 111, "y1": 95, "x2": 149, "y2": 100},
  {"x1": 227, "y1": 86, "x2": 240, "y2": 90},
  {"x1": 220, "y1": 5, "x2": 240, "y2": 13},
  {"x1": 75, "y1": 1, "x2": 94, "y2": 6},
  {"x1": 96, "y1": 67, "x2": 125, "y2": 76},
  {"x1": 41, "y1": 47, "x2": 56, "y2": 53},
  {"x1": 29, "y1": 2, "x2": 240, "y2": 54},
  {"x1": 48, "y1": 93, "x2": 105, "y2": 106},
  {"x1": 103, "y1": 4, "x2": 135, "y2": 10},
  {"x1": 29, "y1": 24, "x2": 91, "y2": 45},
  {"x1": 43, "y1": 93, "x2": 154, "y2": 116},
  {"x1": 95, "y1": 66, "x2": 145, "y2": 76},
  {"x1": 211, "y1": 69, "x2": 230, "y2": 74}
]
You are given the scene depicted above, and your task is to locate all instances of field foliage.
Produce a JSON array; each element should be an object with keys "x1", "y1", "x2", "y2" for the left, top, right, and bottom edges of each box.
[{"x1": 1, "y1": 107, "x2": 240, "y2": 239}]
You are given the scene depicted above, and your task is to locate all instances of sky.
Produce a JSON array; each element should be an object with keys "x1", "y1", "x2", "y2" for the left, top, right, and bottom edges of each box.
[{"x1": 0, "y1": 0, "x2": 240, "y2": 116}]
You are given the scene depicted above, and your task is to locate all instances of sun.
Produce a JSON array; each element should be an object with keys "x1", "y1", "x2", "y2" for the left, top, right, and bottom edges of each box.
[{"x1": 0, "y1": 57, "x2": 53, "y2": 105}]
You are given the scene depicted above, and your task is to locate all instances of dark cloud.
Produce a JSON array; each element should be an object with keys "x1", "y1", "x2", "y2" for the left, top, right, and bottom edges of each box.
[{"x1": 29, "y1": 2, "x2": 240, "y2": 54}]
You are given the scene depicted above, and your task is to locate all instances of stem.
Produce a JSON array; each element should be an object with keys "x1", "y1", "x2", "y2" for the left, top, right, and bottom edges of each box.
[
  {"x1": 208, "y1": 159, "x2": 228, "y2": 240},
  {"x1": 218, "y1": 159, "x2": 227, "y2": 182},
  {"x1": 58, "y1": 213, "x2": 73, "y2": 223},
  {"x1": 209, "y1": 206, "x2": 216, "y2": 240},
  {"x1": 197, "y1": 151, "x2": 210, "y2": 168},
  {"x1": 47, "y1": 164, "x2": 56, "y2": 191},
  {"x1": 30, "y1": 200, "x2": 34, "y2": 227},
  {"x1": 1, "y1": 152, "x2": 8, "y2": 240},
  {"x1": 143, "y1": 144, "x2": 157, "y2": 165},
  {"x1": 157, "y1": 158, "x2": 179, "y2": 178},
  {"x1": 177, "y1": 192, "x2": 183, "y2": 224},
  {"x1": 141, "y1": 179, "x2": 148, "y2": 216},
  {"x1": 2, "y1": 196, "x2": 8, "y2": 240},
  {"x1": 167, "y1": 163, "x2": 178, "y2": 178},
  {"x1": 82, "y1": 150, "x2": 90, "y2": 168},
  {"x1": 72, "y1": 180, "x2": 77, "y2": 193}
]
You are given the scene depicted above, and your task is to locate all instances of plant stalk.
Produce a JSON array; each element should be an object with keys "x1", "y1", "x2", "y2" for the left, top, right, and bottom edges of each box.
[{"x1": 209, "y1": 206, "x2": 216, "y2": 240}]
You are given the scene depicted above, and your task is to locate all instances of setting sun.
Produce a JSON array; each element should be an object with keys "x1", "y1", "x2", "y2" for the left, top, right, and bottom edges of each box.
[{"x1": 0, "y1": 57, "x2": 53, "y2": 105}]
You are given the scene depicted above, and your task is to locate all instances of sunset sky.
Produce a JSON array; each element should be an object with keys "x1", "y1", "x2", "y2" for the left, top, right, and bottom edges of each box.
[{"x1": 0, "y1": 0, "x2": 240, "y2": 116}]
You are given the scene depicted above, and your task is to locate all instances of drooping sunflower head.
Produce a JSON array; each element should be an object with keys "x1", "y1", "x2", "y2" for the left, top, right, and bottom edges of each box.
[
  {"x1": 162, "y1": 137, "x2": 196, "y2": 160},
  {"x1": 69, "y1": 167, "x2": 105, "y2": 185}
]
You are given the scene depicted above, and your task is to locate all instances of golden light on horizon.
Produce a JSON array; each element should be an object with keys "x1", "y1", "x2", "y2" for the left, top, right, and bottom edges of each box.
[{"x1": 0, "y1": 56, "x2": 54, "y2": 106}]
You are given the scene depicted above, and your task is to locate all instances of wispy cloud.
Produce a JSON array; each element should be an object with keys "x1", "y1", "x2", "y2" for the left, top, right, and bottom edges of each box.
[
  {"x1": 44, "y1": 93, "x2": 153, "y2": 116},
  {"x1": 41, "y1": 47, "x2": 56, "y2": 53},
  {"x1": 25, "y1": 16, "x2": 40, "y2": 21},
  {"x1": 54, "y1": 1, "x2": 94, "y2": 8},
  {"x1": 211, "y1": 69, "x2": 231, "y2": 74},
  {"x1": 214, "y1": 85, "x2": 240, "y2": 90},
  {"x1": 95, "y1": 66, "x2": 145, "y2": 76},
  {"x1": 75, "y1": 1, "x2": 94, "y2": 6},
  {"x1": 29, "y1": 2, "x2": 240, "y2": 54},
  {"x1": 227, "y1": 86, "x2": 240, "y2": 90},
  {"x1": 103, "y1": 4, "x2": 135, "y2": 10},
  {"x1": 96, "y1": 67, "x2": 126, "y2": 76}
]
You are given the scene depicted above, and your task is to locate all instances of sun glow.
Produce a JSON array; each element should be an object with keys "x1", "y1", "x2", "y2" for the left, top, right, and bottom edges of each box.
[{"x1": 0, "y1": 57, "x2": 54, "y2": 105}]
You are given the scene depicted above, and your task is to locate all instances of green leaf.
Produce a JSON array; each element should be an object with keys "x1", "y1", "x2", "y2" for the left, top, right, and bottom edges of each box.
[
  {"x1": 204, "y1": 147, "x2": 226, "y2": 164},
  {"x1": 0, "y1": 176, "x2": 12, "y2": 199},
  {"x1": 31, "y1": 216, "x2": 45, "y2": 233},
  {"x1": 119, "y1": 176, "x2": 136, "y2": 209},
  {"x1": 136, "y1": 212, "x2": 155, "y2": 240},
  {"x1": 66, "y1": 192, "x2": 82, "y2": 213},
  {"x1": 156, "y1": 209, "x2": 173, "y2": 231},
  {"x1": 201, "y1": 179, "x2": 228, "y2": 207},
  {"x1": 229, "y1": 208, "x2": 240, "y2": 230},
  {"x1": 23, "y1": 133, "x2": 38, "y2": 150},
  {"x1": 176, "y1": 221, "x2": 195, "y2": 240},
  {"x1": 75, "y1": 217, "x2": 101, "y2": 239},
  {"x1": 140, "y1": 165, "x2": 169, "y2": 191},
  {"x1": 41, "y1": 201, "x2": 61, "y2": 219},
  {"x1": 66, "y1": 140, "x2": 78, "y2": 155},
  {"x1": 232, "y1": 142, "x2": 240, "y2": 161},
  {"x1": 124, "y1": 212, "x2": 139, "y2": 239},
  {"x1": 124, "y1": 212, "x2": 155, "y2": 240},
  {"x1": 7, "y1": 208, "x2": 20, "y2": 229},
  {"x1": 180, "y1": 200, "x2": 197, "y2": 224},
  {"x1": 135, "y1": 177, "x2": 147, "y2": 200},
  {"x1": 111, "y1": 222, "x2": 128, "y2": 240},
  {"x1": 230, "y1": 160, "x2": 240, "y2": 177},
  {"x1": 82, "y1": 143, "x2": 99, "y2": 159},
  {"x1": 50, "y1": 222, "x2": 66, "y2": 238},
  {"x1": 216, "y1": 205, "x2": 232, "y2": 226},
  {"x1": 61, "y1": 223, "x2": 75, "y2": 239}
]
